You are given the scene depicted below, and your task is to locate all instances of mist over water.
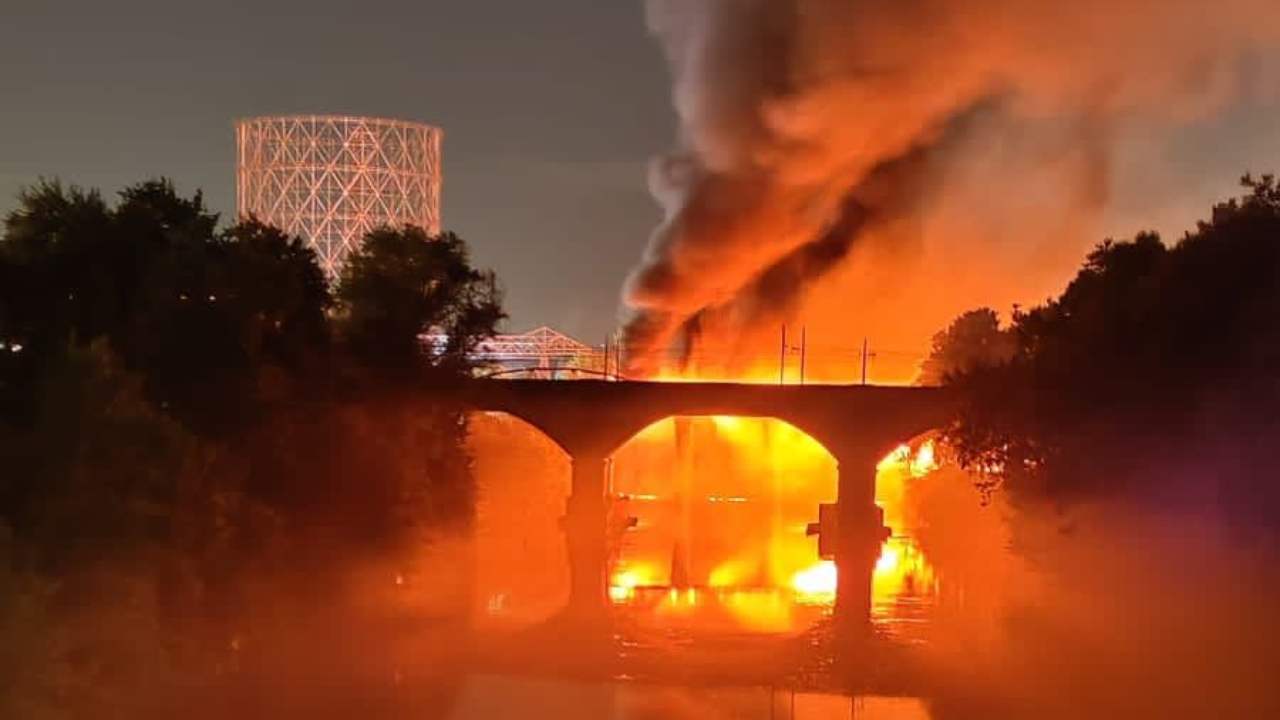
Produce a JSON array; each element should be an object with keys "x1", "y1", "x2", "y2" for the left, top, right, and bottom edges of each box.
[
  {"x1": 456, "y1": 413, "x2": 1280, "y2": 719},
  {"x1": 12, "y1": 403, "x2": 1272, "y2": 719}
]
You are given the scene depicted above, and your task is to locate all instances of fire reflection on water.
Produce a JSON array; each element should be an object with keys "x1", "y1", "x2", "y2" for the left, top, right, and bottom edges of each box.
[
  {"x1": 608, "y1": 417, "x2": 940, "y2": 638},
  {"x1": 466, "y1": 410, "x2": 941, "y2": 640},
  {"x1": 871, "y1": 441, "x2": 941, "y2": 641}
]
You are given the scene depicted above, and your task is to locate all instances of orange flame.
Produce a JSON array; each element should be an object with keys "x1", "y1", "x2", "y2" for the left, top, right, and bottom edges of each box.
[{"x1": 607, "y1": 405, "x2": 941, "y2": 633}]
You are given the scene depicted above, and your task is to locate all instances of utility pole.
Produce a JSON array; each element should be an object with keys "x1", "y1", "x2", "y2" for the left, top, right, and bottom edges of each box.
[
  {"x1": 861, "y1": 337, "x2": 869, "y2": 386},
  {"x1": 779, "y1": 325, "x2": 788, "y2": 385},
  {"x1": 603, "y1": 335, "x2": 610, "y2": 380},
  {"x1": 614, "y1": 332, "x2": 623, "y2": 381},
  {"x1": 800, "y1": 326, "x2": 807, "y2": 386}
]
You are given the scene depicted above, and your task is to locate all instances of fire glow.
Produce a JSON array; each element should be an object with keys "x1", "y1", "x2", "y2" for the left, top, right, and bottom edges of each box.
[{"x1": 607, "y1": 412, "x2": 939, "y2": 633}]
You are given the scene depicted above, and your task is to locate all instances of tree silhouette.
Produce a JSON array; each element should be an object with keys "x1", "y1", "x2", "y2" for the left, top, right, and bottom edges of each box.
[
  {"x1": 943, "y1": 175, "x2": 1280, "y2": 527},
  {"x1": 917, "y1": 308, "x2": 1015, "y2": 386},
  {"x1": 0, "y1": 177, "x2": 508, "y2": 711},
  {"x1": 0, "y1": 180, "x2": 333, "y2": 432},
  {"x1": 336, "y1": 226, "x2": 505, "y2": 373}
]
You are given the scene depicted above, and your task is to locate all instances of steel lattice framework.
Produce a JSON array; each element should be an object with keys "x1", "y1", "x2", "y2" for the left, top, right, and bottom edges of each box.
[
  {"x1": 471, "y1": 327, "x2": 602, "y2": 364},
  {"x1": 423, "y1": 326, "x2": 608, "y2": 379},
  {"x1": 236, "y1": 115, "x2": 442, "y2": 278}
]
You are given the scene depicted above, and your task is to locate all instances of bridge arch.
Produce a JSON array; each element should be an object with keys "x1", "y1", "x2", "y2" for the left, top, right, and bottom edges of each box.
[
  {"x1": 607, "y1": 414, "x2": 841, "y2": 632},
  {"x1": 467, "y1": 411, "x2": 573, "y2": 627},
  {"x1": 451, "y1": 380, "x2": 956, "y2": 624}
]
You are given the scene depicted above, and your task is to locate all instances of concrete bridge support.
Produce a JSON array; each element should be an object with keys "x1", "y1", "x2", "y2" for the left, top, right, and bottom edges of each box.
[
  {"x1": 557, "y1": 443, "x2": 892, "y2": 627},
  {"x1": 832, "y1": 446, "x2": 893, "y2": 633},
  {"x1": 564, "y1": 453, "x2": 608, "y2": 614},
  {"x1": 451, "y1": 379, "x2": 953, "y2": 626}
]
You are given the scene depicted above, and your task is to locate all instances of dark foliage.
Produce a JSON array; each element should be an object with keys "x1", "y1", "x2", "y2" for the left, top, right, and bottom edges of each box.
[
  {"x1": 0, "y1": 180, "x2": 333, "y2": 433},
  {"x1": 0, "y1": 178, "x2": 504, "y2": 711},
  {"x1": 336, "y1": 226, "x2": 505, "y2": 374},
  {"x1": 918, "y1": 308, "x2": 1016, "y2": 387},
  {"x1": 943, "y1": 175, "x2": 1280, "y2": 530}
]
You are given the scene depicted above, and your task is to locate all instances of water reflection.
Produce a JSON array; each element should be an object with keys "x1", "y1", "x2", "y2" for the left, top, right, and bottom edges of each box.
[
  {"x1": 464, "y1": 415, "x2": 957, "y2": 715},
  {"x1": 447, "y1": 676, "x2": 931, "y2": 720},
  {"x1": 872, "y1": 537, "x2": 939, "y2": 645}
]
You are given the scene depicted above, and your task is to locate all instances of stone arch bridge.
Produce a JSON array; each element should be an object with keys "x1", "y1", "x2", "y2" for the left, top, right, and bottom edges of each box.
[{"x1": 449, "y1": 379, "x2": 956, "y2": 625}]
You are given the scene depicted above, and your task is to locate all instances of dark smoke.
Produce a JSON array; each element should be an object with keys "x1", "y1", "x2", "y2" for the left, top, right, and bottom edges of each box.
[{"x1": 623, "y1": 0, "x2": 1280, "y2": 375}]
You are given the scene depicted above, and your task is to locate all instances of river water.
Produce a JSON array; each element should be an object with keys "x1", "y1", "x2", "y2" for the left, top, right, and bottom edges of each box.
[
  {"x1": 451, "y1": 415, "x2": 975, "y2": 718},
  {"x1": 445, "y1": 553, "x2": 944, "y2": 719},
  {"x1": 447, "y1": 676, "x2": 930, "y2": 720}
]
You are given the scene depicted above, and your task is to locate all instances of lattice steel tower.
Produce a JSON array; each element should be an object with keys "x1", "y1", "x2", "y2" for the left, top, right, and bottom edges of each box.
[{"x1": 236, "y1": 115, "x2": 442, "y2": 278}]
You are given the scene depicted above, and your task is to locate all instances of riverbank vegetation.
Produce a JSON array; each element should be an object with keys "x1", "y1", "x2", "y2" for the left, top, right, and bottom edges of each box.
[
  {"x1": 931, "y1": 175, "x2": 1280, "y2": 532},
  {"x1": 0, "y1": 179, "x2": 502, "y2": 717},
  {"x1": 921, "y1": 176, "x2": 1280, "y2": 717}
]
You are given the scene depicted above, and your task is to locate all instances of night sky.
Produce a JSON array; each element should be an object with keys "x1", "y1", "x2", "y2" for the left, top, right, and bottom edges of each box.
[
  {"x1": 5, "y1": 2, "x2": 1280, "y2": 346},
  {"x1": 0, "y1": 1, "x2": 672, "y2": 342}
]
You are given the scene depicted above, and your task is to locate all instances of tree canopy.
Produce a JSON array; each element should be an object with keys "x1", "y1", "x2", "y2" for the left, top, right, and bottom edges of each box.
[
  {"x1": 0, "y1": 177, "x2": 505, "y2": 711},
  {"x1": 336, "y1": 226, "x2": 504, "y2": 373},
  {"x1": 942, "y1": 175, "x2": 1280, "y2": 529},
  {"x1": 917, "y1": 308, "x2": 1016, "y2": 386},
  {"x1": 0, "y1": 180, "x2": 333, "y2": 432}
]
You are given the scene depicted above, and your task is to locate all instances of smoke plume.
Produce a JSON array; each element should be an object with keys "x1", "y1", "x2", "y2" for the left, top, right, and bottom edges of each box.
[{"x1": 624, "y1": 0, "x2": 1280, "y2": 378}]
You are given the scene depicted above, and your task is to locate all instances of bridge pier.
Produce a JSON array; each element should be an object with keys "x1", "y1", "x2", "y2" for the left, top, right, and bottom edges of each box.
[
  {"x1": 564, "y1": 453, "x2": 608, "y2": 616},
  {"x1": 834, "y1": 449, "x2": 891, "y2": 633},
  {"x1": 459, "y1": 380, "x2": 952, "y2": 632}
]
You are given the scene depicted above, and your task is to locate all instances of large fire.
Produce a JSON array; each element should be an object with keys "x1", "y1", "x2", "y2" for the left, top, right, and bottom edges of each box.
[
  {"x1": 467, "y1": 377, "x2": 942, "y2": 635},
  {"x1": 607, "y1": 409, "x2": 940, "y2": 634}
]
